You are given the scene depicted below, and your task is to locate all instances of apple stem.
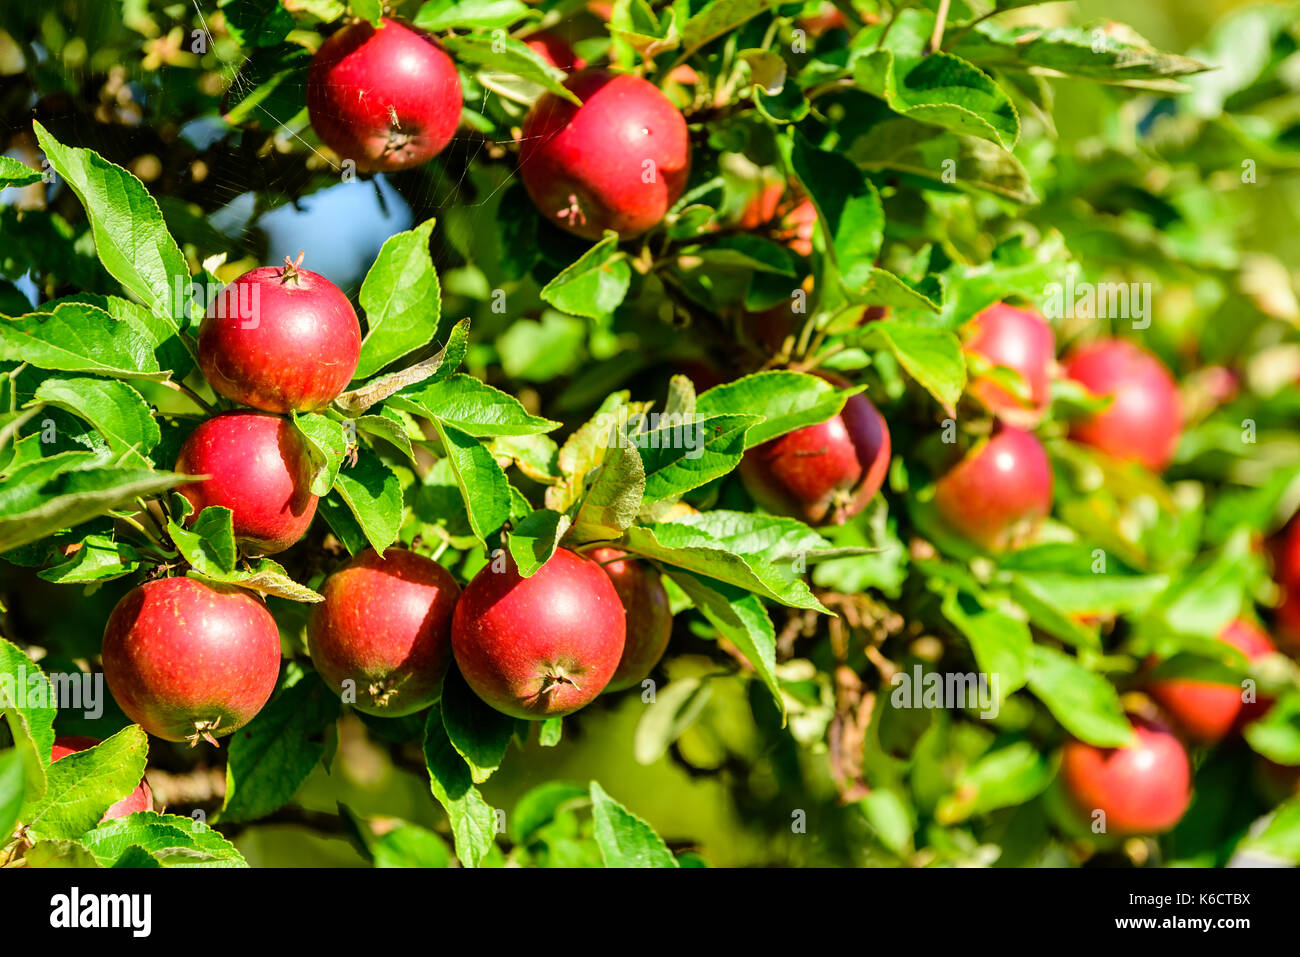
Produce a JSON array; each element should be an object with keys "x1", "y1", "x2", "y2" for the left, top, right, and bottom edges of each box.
[{"x1": 280, "y1": 251, "x2": 306, "y2": 285}]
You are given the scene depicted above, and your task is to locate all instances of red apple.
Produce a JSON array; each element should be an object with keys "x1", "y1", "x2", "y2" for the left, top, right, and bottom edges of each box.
[
  {"x1": 102, "y1": 577, "x2": 282, "y2": 745},
  {"x1": 933, "y1": 426, "x2": 1053, "y2": 551},
  {"x1": 308, "y1": 549, "x2": 460, "y2": 716},
  {"x1": 519, "y1": 69, "x2": 691, "y2": 240},
  {"x1": 198, "y1": 256, "x2": 361, "y2": 414},
  {"x1": 964, "y1": 303, "x2": 1056, "y2": 427},
  {"x1": 774, "y1": 197, "x2": 817, "y2": 257},
  {"x1": 1271, "y1": 520, "x2": 1300, "y2": 650},
  {"x1": 175, "y1": 411, "x2": 318, "y2": 555},
  {"x1": 51, "y1": 735, "x2": 153, "y2": 821},
  {"x1": 1147, "y1": 618, "x2": 1276, "y2": 743},
  {"x1": 1064, "y1": 339, "x2": 1183, "y2": 471},
  {"x1": 307, "y1": 17, "x2": 462, "y2": 172},
  {"x1": 738, "y1": 373, "x2": 891, "y2": 526},
  {"x1": 451, "y1": 548, "x2": 625, "y2": 719},
  {"x1": 590, "y1": 548, "x2": 672, "y2": 692},
  {"x1": 1059, "y1": 716, "x2": 1192, "y2": 836}
]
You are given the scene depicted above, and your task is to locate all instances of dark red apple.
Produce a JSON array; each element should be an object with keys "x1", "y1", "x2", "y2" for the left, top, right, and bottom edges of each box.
[
  {"x1": 175, "y1": 411, "x2": 318, "y2": 555},
  {"x1": 589, "y1": 548, "x2": 672, "y2": 692},
  {"x1": 451, "y1": 548, "x2": 625, "y2": 719},
  {"x1": 1147, "y1": 618, "x2": 1276, "y2": 743},
  {"x1": 307, "y1": 17, "x2": 462, "y2": 173},
  {"x1": 198, "y1": 256, "x2": 361, "y2": 414},
  {"x1": 524, "y1": 31, "x2": 584, "y2": 72},
  {"x1": 964, "y1": 303, "x2": 1056, "y2": 427},
  {"x1": 1271, "y1": 520, "x2": 1300, "y2": 651},
  {"x1": 738, "y1": 373, "x2": 891, "y2": 526},
  {"x1": 933, "y1": 426, "x2": 1053, "y2": 551},
  {"x1": 308, "y1": 549, "x2": 460, "y2": 716},
  {"x1": 1059, "y1": 716, "x2": 1192, "y2": 836},
  {"x1": 102, "y1": 577, "x2": 282, "y2": 745},
  {"x1": 519, "y1": 69, "x2": 691, "y2": 240},
  {"x1": 1064, "y1": 339, "x2": 1183, "y2": 471},
  {"x1": 51, "y1": 735, "x2": 153, "y2": 821}
]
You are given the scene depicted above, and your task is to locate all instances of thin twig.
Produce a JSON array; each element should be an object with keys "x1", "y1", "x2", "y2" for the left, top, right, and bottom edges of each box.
[{"x1": 929, "y1": 0, "x2": 951, "y2": 54}]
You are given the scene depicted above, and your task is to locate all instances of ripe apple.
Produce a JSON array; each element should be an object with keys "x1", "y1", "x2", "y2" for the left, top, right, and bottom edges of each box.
[
  {"x1": 519, "y1": 69, "x2": 691, "y2": 240},
  {"x1": 524, "y1": 31, "x2": 584, "y2": 72},
  {"x1": 1059, "y1": 716, "x2": 1192, "y2": 836},
  {"x1": 198, "y1": 256, "x2": 361, "y2": 414},
  {"x1": 1270, "y1": 520, "x2": 1300, "y2": 650},
  {"x1": 175, "y1": 411, "x2": 318, "y2": 555},
  {"x1": 589, "y1": 548, "x2": 672, "y2": 692},
  {"x1": 102, "y1": 577, "x2": 282, "y2": 745},
  {"x1": 964, "y1": 303, "x2": 1056, "y2": 427},
  {"x1": 306, "y1": 17, "x2": 462, "y2": 172},
  {"x1": 1064, "y1": 339, "x2": 1183, "y2": 471},
  {"x1": 51, "y1": 735, "x2": 153, "y2": 821},
  {"x1": 1147, "y1": 618, "x2": 1276, "y2": 743},
  {"x1": 738, "y1": 373, "x2": 891, "y2": 526},
  {"x1": 451, "y1": 548, "x2": 625, "y2": 719},
  {"x1": 309, "y1": 549, "x2": 460, "y2": 716},
  {"x1": 933, "y1": 426, "x2": 1053, "y2": 551}
]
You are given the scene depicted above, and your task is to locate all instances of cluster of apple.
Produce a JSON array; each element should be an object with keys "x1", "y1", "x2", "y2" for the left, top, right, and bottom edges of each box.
[
  {"x1": 305, "y1": 16, "x2": 690, "y2": 242},
  {"x1": 95, "y1": 252, "x2": 671, "y2": 758}
]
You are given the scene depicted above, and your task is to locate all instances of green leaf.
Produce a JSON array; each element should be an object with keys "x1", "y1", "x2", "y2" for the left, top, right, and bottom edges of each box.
[
  {"x1": 939, "y1": 589, "x2": 1031, "y2": 701},
  {"x1": 221, "y1": 43, "x2": 312, "y2": 130},
  {"x1": 0, "y1": 748, "x2": 25, "y2": 840},
  {"x1": 332, "y1": 449, "x2": 404, "y2": 555},
  {"x1": 390, "y1": 374, "x2": 560, "y2": 438},
  {"x1": 850, "y1": 118, "x2": 1036, "y2": 205},
  {"x1": 31, "y1": 377, "x2": 160, "y2": 468},
  {"x1": 960, "y1": 20, "x2": 1209, "y2": 85},
  {"x1": 787, "y1": 132, "x2": 885, "y2": 291},
  {"x1": 589, "y1": 780, "x2": 678, "y2": 868},
  {"x1": 355, "y1": 219, "x2": 441, "y2": 379},
  {"x1": 539, "y1": 716, "x2": 563, "y2": 747},
  {"x1": 0, "y1": 303, "x2": 165, "y2": 380},
  {"x1": 79, "y1": 811, "x2": 247, "y2": 867},
  {"x1": 568, "y1": 440, "x2": 644, "y2": 545},
  {"x1": 371, "y1": 822, "x2": 452, "y2": 868},
  {"x1": 636, "y1": 414, "x2": 758, "y2": 505},
  {"x1": 860, "y1": 789, "x2": 914, "y2": 857},
  {"x1": 937, "y1": 737, "x2": 1053, "y2": 823},
  {"x1": 440, "y1": 669, "x2": 517, "y2": 784},
  {"x1": 657, "y1": 510, "x2": 846, "y2": 563},
  {"x1": 852, "y1": 50, "x2": 1020, "y2": 148},
  {"x1": 349, "y1": 0, "x2": 384, "y2": 27},
  {"x1": 168, "y1": 507, "x2": 237, "y2": 577},
  {"x1": 492, "y1": 433, "x2": 560, "y2": 484},
  {"x1": 509, "y1": 780, "x2": 586, "y2": 845},
  {"x1": 441, "y1": 33, "x2": 582, "y2": 105},
  {"x1": 37, "y1": 533, "x2": 141, "y2": 584},
  {"x1": 334, "y1": 319, "x2": 470, "y2": 416},
  {"x1": 422, "y1": 710, "x2": 497, "y2": 868},
  {"x1": 415, "y1": 0, "x2": 530, "y2": 31},
  {"x1": 663, "y1": 570, "x2": 784, "y2": 720},
  {"x1": 1026, "y1": 645, "x2": 1132, "y2": 747},
  {"x1": 294, "y1": 412, "x2": 350, "y2": 496},
  {"x1": 507, "y1": 509, "x2": 571, "y2": 577},
  {"x1": 0, "y1": 456, "x2": 192, "y2": 552},
  {"x1": 545, "y1": 393, "x2": 651, "y2": 513},
  {"x1": 219, "y1": 673, "x2": 340, "y2": 823},
  {"x1": 861, "y1": 320, "x2": 966, "y2": 414},
  {"x1": 695, "y1": 370, "x2": 854, "y2": 448},
  {"x1": 624, "y1": 524, "x2": 825, "y2": 611},
  {"x1": 677, "y1": 0, "x2": 780, "y2": 60},
  {"x1": 430, "y1": 421, "x2": 513, "y2": 546},
  {"x1": 33, "y1": 123, "x2": 190, "y2": 326},
  {"x1": 633, "y1": 677, "x2": 713, "y2": 765},
  {"x1": 0, "y1": 639, "x2": 55, "y2": 807},
  {"x1": 355, "y1": 411, "x2": 418, "y2": 465},
  {"x1": 540, "y1": 234, "x2": 632, "y2": 321},
  {"x1": 21, "y1": 725, "x2": 148, "y2": 842},
  {"x1": 0, "y1": 156, "x2": 42, "y2": 188},
  {"x1": 221, "y1": 0, "x2": 296, "y2": 46},
  {"x1": 218, "y1": 557, "x2": 326, "y2": 603}
]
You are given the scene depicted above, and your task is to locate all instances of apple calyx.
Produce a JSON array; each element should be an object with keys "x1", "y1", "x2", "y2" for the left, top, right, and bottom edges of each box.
[{"x1": 188, "y1": 718, "x2": 224, "y2": 749}]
